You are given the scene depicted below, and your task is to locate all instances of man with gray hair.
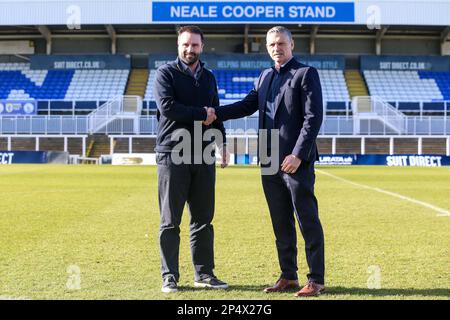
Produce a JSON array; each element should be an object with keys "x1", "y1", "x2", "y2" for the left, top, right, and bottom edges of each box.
[{"x1": 212, "y1": 26, "x2": 325, "y2": 297}]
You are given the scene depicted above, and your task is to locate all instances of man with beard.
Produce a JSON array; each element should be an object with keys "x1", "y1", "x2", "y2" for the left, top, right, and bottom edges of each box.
[{"x1": 153, "y1": 25, "x2": 229, "y2": 293}]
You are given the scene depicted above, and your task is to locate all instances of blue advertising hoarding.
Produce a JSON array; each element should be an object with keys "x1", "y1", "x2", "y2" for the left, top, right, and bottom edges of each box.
[
  {"x1": 0, "y1": 100, "x2": 37, "y2": 115},
  {"x1": 149, "y1": 54, "x2": 345, "y2": 70},
  {"x1": 31, "y1": 55, "x2": 131, "y2": 70},
  {"x1": 0, "y1": 151, "x2": 47, "y2": 164},
  {"x1": 360, "y1": 56, "x2": 450, "y2": 71},
  {"x1": 297, "y1": 55, "x2": 345, "y2": 70},
  {"x1": 316, "y1": 154, "x2": 450, "y2": 167},
  {"x1": 148, "y1": 54, "x2": 271, "y2": 70},
  {"x1": 152, "y1": 1, "x2": 355, "y2": 23}
]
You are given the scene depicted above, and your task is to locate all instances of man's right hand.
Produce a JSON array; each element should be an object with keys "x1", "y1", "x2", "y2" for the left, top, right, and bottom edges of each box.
[{"x1": 203, "y1": 107, "x2": 217, "y2": 125}]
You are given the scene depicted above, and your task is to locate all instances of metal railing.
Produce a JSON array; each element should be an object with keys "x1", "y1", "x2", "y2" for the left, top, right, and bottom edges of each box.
[
  {"x1": 87, "y1": 95, "x2": 122, "y2": 133},
  {"x1": 87, "y1": 95, "x2": 142, "y2": 134},
  {"x1": 352, "y1": 96, "x2": 407, "y2": 134},
  {"x1": 1, "y1": 115, "x2": 449, "y2": 136},
  {"x1": 33, "y1": 99, "x2": 450, "y2": 117},
  {"x1": 371, "y1": 96, "x2": 407, "y2": 133}
]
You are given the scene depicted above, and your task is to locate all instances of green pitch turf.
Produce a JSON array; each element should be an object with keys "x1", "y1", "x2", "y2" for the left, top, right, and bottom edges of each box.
[{"x1": 0, "y1": 165, "x2": 449, "y2": 300}]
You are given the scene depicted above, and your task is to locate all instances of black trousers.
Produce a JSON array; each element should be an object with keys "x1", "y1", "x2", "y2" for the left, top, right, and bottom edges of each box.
[
  {"x1": 261, "y1": 160, "x2": 325, "y2": 284},
  {"x1": 157, "y1": 152, "x2": 216, "y2": 282}
]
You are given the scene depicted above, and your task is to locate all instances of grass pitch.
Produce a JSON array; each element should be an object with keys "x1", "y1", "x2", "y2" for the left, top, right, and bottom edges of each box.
[{"x1": 0, "y1": 164, "x2": 449, "y2": 300}]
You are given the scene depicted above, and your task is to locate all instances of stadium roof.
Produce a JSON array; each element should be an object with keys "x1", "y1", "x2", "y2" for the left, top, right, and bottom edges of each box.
[{"x1": 0, "y1": 24, "x2": 446, "y2": 41}]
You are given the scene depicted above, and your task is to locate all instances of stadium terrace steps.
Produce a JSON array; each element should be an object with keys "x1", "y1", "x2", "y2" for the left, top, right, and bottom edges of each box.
[
  {"x1": 67, "y1": 138, "x2": 84, "y2": 155},
  {"x1": 87, "y1": 135, "x2": 111, "y2": 158},
  {"x1": 86, "y1": 139, "x2": 95, "y2": 157},
  {"x1": 421, "y1": 138, "x2": 448, "y2": 154},
  {"x1": 131, "y1": 138, "x2": 156, "y2": 153},
  {"x1": 317, "y1": 138, "x2": 333, "y2": 154},
  {"x1": 0, "y1": 135, "x2": 156, "y2": 155},
  {"x1": 39, "y1": 138, "x2": 65, "y2": 152},
  {"x1": 365, "y1": 138, "x2": 390, "y2": 154},
  {"x1": 340, "y1": 138, "x2": 448, "y2": 155},
  {"x1": 0, "y1": 137, "x2": 7, "y2": 150},
  {"x1": 345, "y1": 70, "x2": 369, "y2": 98},
  {"x1": 10, "y1": 138, "x2": 35, "y2": 151},
  {"x1": 2, "y1": 136, "x2": 447, "y2": 157},
  {"x1": 113, "y1": 137, "x2": 130, "y2": 153},
  {"x1": 315, "y1": 138, "x2": 448, "y2": 155},
  {"x1": 0, "y1": 137, "x2": 82, "y2": 153},
  {"x1": 393, "y1": 138, "x2": 419, "y2": 154},
  {"x1": 125, "y1": 69, "x2": 149, "y2": 98},
  {"x1": 336, "y1": 138, "x2": 362, "y2": 154}
]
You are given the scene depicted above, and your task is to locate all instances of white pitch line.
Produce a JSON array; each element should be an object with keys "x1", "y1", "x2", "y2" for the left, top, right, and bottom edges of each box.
[{"x1": 316, "y1": 169, "x2": 450, "y2": 217}]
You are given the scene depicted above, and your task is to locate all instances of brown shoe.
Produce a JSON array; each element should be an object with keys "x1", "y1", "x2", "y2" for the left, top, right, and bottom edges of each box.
[
  {"x1": 263, "y1": 278, "x2": 299, "y2": 293},
  {"x1": 294, "y1": 281, "x2": 325, "y2": 297}
]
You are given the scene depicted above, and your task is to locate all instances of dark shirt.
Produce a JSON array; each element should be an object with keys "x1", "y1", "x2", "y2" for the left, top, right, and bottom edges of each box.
[
  {"x1": 264, "y1": 58, "x2": 295, "y2": 150},
  {"x1": 264, "y1": 57, "x2": 295, "y2": 130},
  {"x1": 179, "y1": 59, "x2": 202, "y2": 81}
]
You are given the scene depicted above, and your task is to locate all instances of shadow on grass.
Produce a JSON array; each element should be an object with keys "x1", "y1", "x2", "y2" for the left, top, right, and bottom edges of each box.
[
  {"x1": 177, "y1": 285, "x2": 450, "y2": 298},
  {"x1": 176, "y1": 285, "x2": 268, "y2": 293},
  {"x1": 224, "y1": 285, "x2": 450, "y2": 298},
  {"x1": 325, "y1": 287, "x2": 450, "y2": 298}
]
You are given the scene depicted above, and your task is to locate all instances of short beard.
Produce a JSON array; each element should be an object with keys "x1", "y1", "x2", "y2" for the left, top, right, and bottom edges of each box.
[{"x1": 180, "y1": 53, "x2": 199, "y2": 66}]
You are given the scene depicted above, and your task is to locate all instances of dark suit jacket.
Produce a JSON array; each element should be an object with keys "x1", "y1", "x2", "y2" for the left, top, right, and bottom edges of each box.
[{"x1": 215, "y1": 58, "x2": 323, "y2": 163}]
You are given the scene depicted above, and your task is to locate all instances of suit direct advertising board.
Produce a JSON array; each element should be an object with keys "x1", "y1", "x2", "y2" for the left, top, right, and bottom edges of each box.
[
  {"x1": 30, "y1": 55, "x2": 131, "y2": 70},
  {"x1": 0, "y1": 151, "x2": 47, "y2": 164},
  {"x1": 316, "y1": 154, "x2": 450, "y2": 167}
]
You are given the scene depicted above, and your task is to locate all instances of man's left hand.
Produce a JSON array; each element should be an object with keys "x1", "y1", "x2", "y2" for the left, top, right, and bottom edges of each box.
[
  {"x1": 219, "y1": 144, "x2": 230, "y2": 168},
  {"x1": 281, "y1": 155, "x2": 302, "y2": 174}
]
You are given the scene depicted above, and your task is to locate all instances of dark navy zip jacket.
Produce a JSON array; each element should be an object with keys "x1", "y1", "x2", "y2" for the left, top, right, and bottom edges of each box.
[{"x1": 154, "y1": 58, "x2": 226, "y2": 154}]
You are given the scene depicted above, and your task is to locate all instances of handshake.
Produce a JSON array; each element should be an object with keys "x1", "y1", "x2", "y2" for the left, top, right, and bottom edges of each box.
[{"x1": 202, "y1": 107, "x2": 217, "y2": 126}]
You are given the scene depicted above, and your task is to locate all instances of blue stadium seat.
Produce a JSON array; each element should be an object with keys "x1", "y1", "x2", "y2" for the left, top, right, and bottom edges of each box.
[
  {"x1": 418, "y1": 71, "x2": 450, "y2": 101},
  {"x1": 0, "y1": 62, "x2": 129, "y2": 102},
  {"x1": 423, "y1": 102, "x2": 445, "y2": 111},
  {"x1": 145, "y1": 68, "x2": 351, "y2": 107},
  {"x1": 364, "y1": 70, "x2": 448, "y2": 110},
  {"x1": 326, "y1": 101, "x2": 347, "y2": 111},
  {"x1": 398, "y1": 102, "x2": 421, "y2": 111}
]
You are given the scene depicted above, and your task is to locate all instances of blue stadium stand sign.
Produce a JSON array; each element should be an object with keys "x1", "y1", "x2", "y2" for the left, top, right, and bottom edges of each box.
[{"x1": 152, "y1": 1, "x2": 355, "y2": 23}]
